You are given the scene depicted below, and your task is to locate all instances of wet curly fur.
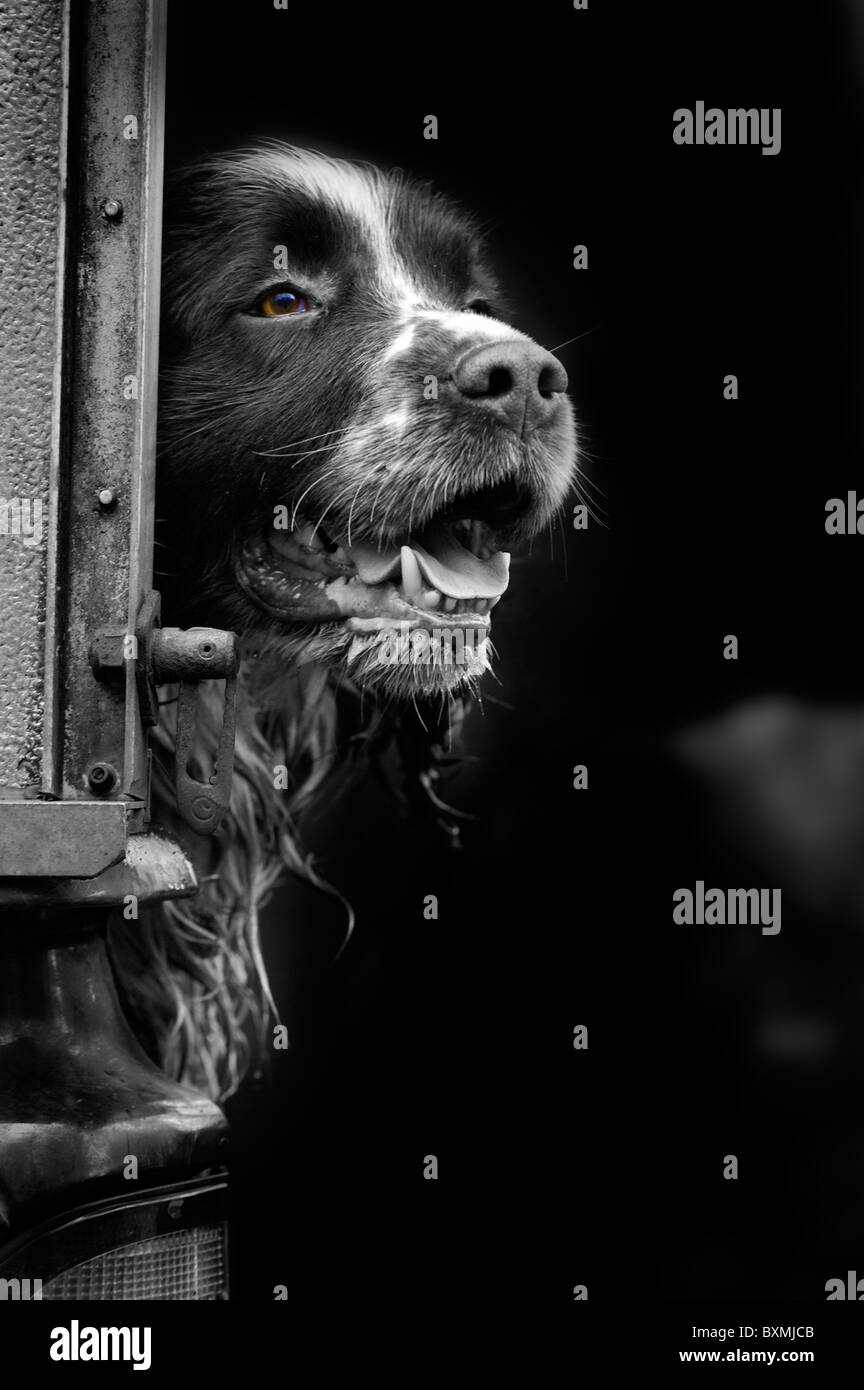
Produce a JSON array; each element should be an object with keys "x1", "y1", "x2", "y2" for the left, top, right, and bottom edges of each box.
[{"x1": 112, "y1": 666, "x2": 467, "y2": 1099}]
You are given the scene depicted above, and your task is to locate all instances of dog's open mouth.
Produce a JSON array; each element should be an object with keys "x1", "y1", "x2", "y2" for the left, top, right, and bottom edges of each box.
[{"x1": 235, "y1": 479, "x2": 531, "y2": 635}]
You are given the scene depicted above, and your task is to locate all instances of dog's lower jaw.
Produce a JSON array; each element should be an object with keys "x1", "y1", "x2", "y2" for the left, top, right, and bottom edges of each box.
[
  {"x1": 346, "y1": 622, "x2": 493, "y2": 697},
  {"x1": 239, "y1": 619, "x2": 493, "y2": 699},
  {"x1": 231, "y1": 520, "x2": 508, "y2": 697}
]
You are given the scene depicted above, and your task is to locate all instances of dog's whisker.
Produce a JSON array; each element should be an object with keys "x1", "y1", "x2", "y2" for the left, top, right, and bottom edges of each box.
[
  {"x1": 571, "y1": 481, "x2": 607, "y2": 528},
  {"x1": 572, "y1": 488, "x2": 608, "y2": 524},
  {"x1": 407, "y1": 488, "x2": 419, "y2": 537},
  {"x1": 310, "y1": 476, "x2": 369, "y2": 541},
  {"x1": 477, "y1": 690, "x2": 515, "y2": 711},
  {"x1": 556, "y1": 509, "x2": 569, "y2": 582},
  {"x1": 572, "y1": 478, "x2": 608, "y2": 520},
  {"x1": 346, "y1": 483, "x2": 364, "y2": 549},
  {"x1": 424, "y1": 476, "x2": 445, "y2": 533},
  {"x1": 288, "y1": 466, "x2": 344, "y2": 531},
  {"x1": 253, "y1": 426, "x2": 353, "y2": 457},
  {"x1": 157, "y1": 395, "x2": 269, "y2": 452},
  {"x1": 377, "y1": 493, "x2": 404, "y2": 550},
  {"x1": 308, "y1": 495, "x2": 342, "y2": 544},
  {"x1": 375, "y1": 489, "x2": 401, "y2": 551},
  {"x1": 484, "y1": 651, "x2": 504, "y2": 687},
  {"x1": 543, "y1": 325, "x2": 599, "y2": 354},
  {"x1": 573, "y1": 466, "x2": 607, "y2": 501},
  {"x1": 368, "y1": 475, "x2": 389, "y2": 529},
  {"x1": 252, "y1": 437, "x2": 352, "y2": 462}
]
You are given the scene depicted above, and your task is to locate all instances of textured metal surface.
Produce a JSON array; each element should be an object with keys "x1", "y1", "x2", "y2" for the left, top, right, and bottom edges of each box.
[
  {"x1": 0, "y1": 0, "x2": 170, "y2": 880},
  {"x1": 89, "y1": 617, "x2": 241, "y2": 836},
  {"x1": 0, "y1": 802, "x2": 127, "y2": 878},
  {"x1": 154, "y1": 629, "x2": 239, "y2": 835},
  {"x1": 63, "y1": 0, "x2": 167, "y2": 820},
  {"x1": 151, "y1": 628, "x2": 239, "y2": 684},
  {"x1": 0, "y1": 928, "x2": 228, "y2": 1220},
  {"x1": 0, "y1": 0, "x2": 69, "y2": 793},
  {"x1": 0, "y1": 829, "x2": 197, "y2": 897}
]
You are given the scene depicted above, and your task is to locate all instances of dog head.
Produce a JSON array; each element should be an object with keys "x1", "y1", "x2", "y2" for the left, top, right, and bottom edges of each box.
[{"x1": 158, "y1": 144, "x2": 577, "y2": 697}]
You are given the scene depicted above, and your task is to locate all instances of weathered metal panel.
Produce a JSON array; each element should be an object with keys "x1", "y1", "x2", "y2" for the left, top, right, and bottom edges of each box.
[
  {"x1": 0, "y1": 802, "x2": 127, "y2": 878},
  {"x1": 62, "y1": 0, "x2": 167, "y2": 818},
  {"x1": 0, "y1": 828, "x2": 196, "y2": 897},
  {"x1": 0, "y1": 0, "x2": 167, "y2": 876},
  {"x1": 0, "y1": 0, "x2": 69, "y2": 795}
]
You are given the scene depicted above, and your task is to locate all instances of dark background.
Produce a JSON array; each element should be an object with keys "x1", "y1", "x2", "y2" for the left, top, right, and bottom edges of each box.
[{"x1": 164, "y1": 1, "x2": 864, "y2": 1309}]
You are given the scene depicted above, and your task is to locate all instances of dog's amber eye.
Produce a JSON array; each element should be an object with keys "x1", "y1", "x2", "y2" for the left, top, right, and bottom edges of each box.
[{"x1": 259, "y1": 289, "x2": 308, "y2": 317}]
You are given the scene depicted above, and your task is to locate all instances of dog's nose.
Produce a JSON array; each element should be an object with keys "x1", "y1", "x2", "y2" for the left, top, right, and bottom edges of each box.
[{"x1": 452, "y1": 340, "x2": 568, "y2": 437}]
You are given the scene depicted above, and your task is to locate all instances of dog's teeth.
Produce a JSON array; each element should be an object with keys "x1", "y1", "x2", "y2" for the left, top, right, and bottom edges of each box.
[
  {"x1": 422, "y1": 589, "x2": 441, "y2": 609},
  {"x1": 443, "y1": 596, "x2": 457, "y2": 612},
  {"x1": 400, "y1": 545, "x2": 424, "y2": 599}
]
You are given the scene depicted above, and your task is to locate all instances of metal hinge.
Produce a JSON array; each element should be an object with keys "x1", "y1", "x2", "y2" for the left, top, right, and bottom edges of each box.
[{"x1": 89, "y1": 591, "x2": 239, "y2": 835}]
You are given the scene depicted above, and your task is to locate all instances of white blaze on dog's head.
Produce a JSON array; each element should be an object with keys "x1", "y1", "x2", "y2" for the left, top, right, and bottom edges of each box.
[
  {"x1": 251, "y1": 145, "x2": 423, "y2": 307},
  {"x1": 381, "y1": 320, "x2": 418, "y2": 363}
]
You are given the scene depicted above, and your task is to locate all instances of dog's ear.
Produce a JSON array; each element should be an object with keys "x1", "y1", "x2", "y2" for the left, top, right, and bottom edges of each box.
[
  {"x1": 159, "y1": 166, "x2": 197, "y2": 359},
  {"x1": 160, "y1": 161, "x2": 222, "y2": 353},
  {"x1": 161, "y1": 154, "x2": 252, "y2": 344},
  {"x1": 160, "y1": 148, "x2": 288, "y2": 346}
]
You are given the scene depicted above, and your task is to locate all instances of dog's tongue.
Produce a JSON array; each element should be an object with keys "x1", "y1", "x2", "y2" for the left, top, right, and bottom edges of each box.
[
  {"x1": 347, "y1": 527, "x2": 510, "y2": 599},
  {"x1": 413, "y1": 530, "x2": 510, "y2": 598}
]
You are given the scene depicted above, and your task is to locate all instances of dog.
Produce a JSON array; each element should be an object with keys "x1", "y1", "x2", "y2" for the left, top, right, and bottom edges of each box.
[{"x1": 110, "y1": 144, "x2": 577, "y2": 1098}]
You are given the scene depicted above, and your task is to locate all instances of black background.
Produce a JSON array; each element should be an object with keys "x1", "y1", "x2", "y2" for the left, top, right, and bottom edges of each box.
[{"x1": 164, "y1": 0, "x2": 864, "y2": 1313}]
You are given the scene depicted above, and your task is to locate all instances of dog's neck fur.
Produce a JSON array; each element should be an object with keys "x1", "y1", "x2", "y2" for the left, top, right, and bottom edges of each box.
[
  {"x1": 109, "y1": 657, "x2": 463, "y2": 1099},
  {"x1": 110, "y1": 661, "x2": 340, "y2": 1097}
]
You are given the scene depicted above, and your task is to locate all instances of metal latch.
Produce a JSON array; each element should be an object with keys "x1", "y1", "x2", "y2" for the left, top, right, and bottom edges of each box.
[{"x1": 90, "y1": 591, "x2": 239, "y2": 835}]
